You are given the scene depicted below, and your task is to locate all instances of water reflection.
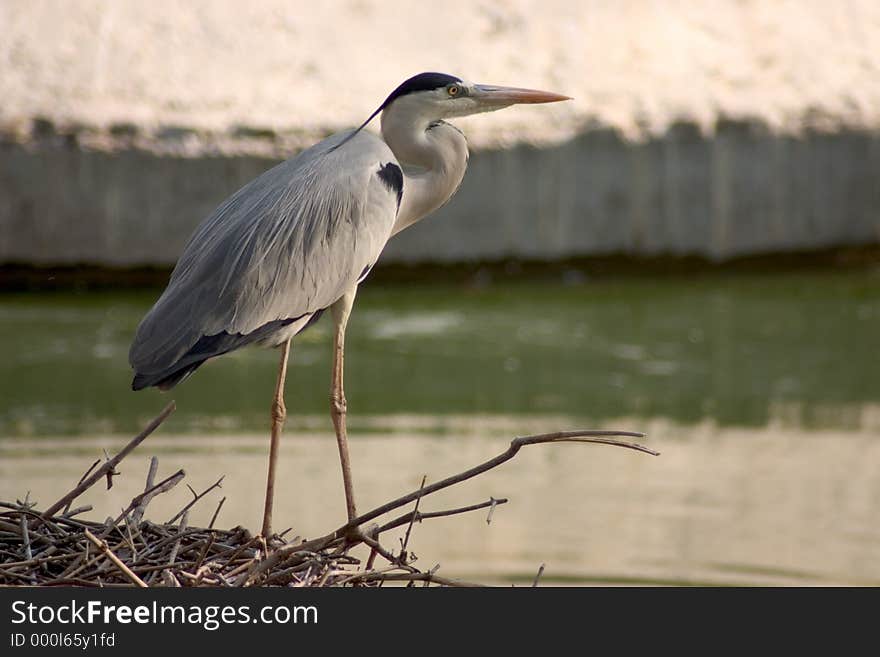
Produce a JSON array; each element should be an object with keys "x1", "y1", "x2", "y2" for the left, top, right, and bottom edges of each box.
[{"x1": 3, "y1": 422, "x2": 880, "y2": 585}]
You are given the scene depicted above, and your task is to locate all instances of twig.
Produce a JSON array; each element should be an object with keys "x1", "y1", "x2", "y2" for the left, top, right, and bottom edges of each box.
[
  {"x1": 532, "y1": 563, "x2": 545, "y2": 587},
  {"x1": 333, "y1": 563, "x2": 401, "y2": 586},
  {"x1": 63, "y1": 460, "x2": 100, "y2": 514},
  {"x1": 424, "y1": 563, "x2": 441, "y2": 587},
  {"x1": 208, "y1": 497, "x2": 226, "y2": 530},
  {"x1": 168, "y1": 476, "x2": 224, "y2": 525},
  {"x1": 336, "y1": 430, "x2": 655, "y2": 536},
  {"x1": 486, "y1": 497, "x2": 498, "y2": 525},
  {"x1": 83, "y1": 529, "x2": 147, "y2": 588},
  {"x1": 167, "y1": 512, "x2": 188, "y2": 566},
  {"x1": 354, "y1": 571, "x2": 483, "y2": 587},
  {"x1": 376, "y1": 498, "x2": 509, "y2": 534},
  {"x1": 217, "y1": 536, "x2": 259, "y2": 570},
  {"x1": 399, "y1": 475, "x2": 426, "y2": 560},
  {"x1": 19, "y1": 513, "x2": 37, "y2": 584},
  {"x1": 110, "y1": 469, "x2": 186, "y2": 531},
  {"x1": 286, "y1": 429, "x2": 655, "y2": 558},
  {"x1": 40, "y1": 402, "x2": 176, "y2": 520},
  {"x1": 2, "y1": 553, "x2": 75, "y2": 573},
  {"x1": 124, "y1": 515, "x2": 138, "y2": 563},
  {"x1": 19, "y1": 514, "x2": 32, "y2": 561},
  {"x1": 131, "y1": 457, "x2": 159, "y2": 526},
  {"x1": 102, "y1": 449, "x2": 119, "y2": 490},
  {"x1": 233, "y1": 543, "x2": 313, "y2": 586},
  {"x1": 136, "y1": 529, "x2": 203, "y2": 560},
  {"x1": 363, "y1": 523, "x2": 380, "y2": 572},
  {"x1": 193, "y1": 533, "x2": 215, "y2": 573}
]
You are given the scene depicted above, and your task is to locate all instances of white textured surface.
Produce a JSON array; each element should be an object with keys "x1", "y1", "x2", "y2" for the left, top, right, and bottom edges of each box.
[{"x1": 2, "y1": 0, "x2": 880, "y2": 148}]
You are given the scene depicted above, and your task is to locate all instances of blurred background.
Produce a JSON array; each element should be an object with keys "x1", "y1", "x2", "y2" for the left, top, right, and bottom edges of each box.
[{"x1": 2, "y1": 0, "x2": 879, "y2": 585}]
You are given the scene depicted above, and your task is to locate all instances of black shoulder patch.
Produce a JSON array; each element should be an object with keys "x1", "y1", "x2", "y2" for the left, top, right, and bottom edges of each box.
[
  {"x1": 380, "y1": 72, "x2": 462, "y2": 109},
  {"x1": 377, "y1": 162, "x2": 403, "y2": 209}
]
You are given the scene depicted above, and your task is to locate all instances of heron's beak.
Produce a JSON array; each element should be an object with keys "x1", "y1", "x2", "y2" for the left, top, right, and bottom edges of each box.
[{"x1": 472, "y1": 84, "x2": 571, "y2": 107}]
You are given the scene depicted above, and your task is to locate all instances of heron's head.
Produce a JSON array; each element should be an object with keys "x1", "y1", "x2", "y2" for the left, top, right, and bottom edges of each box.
[{"x1": 378, "y1": 72, "x2": 570, "y2": 121}]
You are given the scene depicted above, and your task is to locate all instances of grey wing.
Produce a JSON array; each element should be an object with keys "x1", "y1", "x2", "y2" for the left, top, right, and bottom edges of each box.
[{"x1": 129, "y1": 130, "x2": 402, "y2": 389}]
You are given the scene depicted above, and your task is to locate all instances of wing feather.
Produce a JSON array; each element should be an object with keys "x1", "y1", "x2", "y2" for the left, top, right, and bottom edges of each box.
[{"x1": 129, "y1": 130, "x2": 399, "y2": 378}]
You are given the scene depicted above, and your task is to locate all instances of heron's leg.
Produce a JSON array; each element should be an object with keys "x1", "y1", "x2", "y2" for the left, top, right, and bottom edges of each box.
[
  {"x1": 331, "y1": 289, "x2": 358, "y2": 522},
  {"x1": 261, "y1": 338, "x2": 291, "y2": 538}
]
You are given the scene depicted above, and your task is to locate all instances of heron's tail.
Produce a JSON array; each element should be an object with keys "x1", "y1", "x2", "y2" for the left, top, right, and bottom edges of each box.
[
  {"x1": 130, "y1": 309, "x2": 326, "y2": 391},
  {"x1": 131, "y1": 361, "x2": 204, "y2": 391}
]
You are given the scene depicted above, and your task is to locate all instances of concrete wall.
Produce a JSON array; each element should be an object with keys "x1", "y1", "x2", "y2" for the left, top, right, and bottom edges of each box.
[{"x1": 2, "y1": 121, "x2": 879, "y2": 266}]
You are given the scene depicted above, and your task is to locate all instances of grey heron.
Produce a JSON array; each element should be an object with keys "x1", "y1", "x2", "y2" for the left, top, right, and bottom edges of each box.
[{"x1": 128, "y1": 72, "x2": 569, "y2": 535}]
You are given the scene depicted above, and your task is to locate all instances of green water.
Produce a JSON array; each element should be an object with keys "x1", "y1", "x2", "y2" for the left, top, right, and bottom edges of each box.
[{"x1": 1, "y1": 270, "x2": 878, "y2": 437}]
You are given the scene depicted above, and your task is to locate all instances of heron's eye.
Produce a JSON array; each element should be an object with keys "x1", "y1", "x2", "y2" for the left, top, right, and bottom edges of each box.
[{"x1": 447, "y1": 84, "x2": 461, "y2": 97}]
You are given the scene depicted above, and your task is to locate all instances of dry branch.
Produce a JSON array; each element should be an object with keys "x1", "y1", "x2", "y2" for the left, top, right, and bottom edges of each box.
[
  {"x1": 342, "y1": 430, "x2": 654, "y2": 531},
  {"x1": 209, "y1": 497, "x2": 226, "y2": 530},
  {"x1": 130, "y1": 456, "x2": 160, "y2": 526},
  {"x1": 40, "y1": 402, "x2": 176, "y2": 520},
  {"x1": 63, "y1": 460, "x2": 100, "y2": 514},
  {"x1": 376, "y1": 497, "x2": 509, "y2": 535},
  {"x1": 533, "y1": 563, "x2": 545, "y2": 587},
  {"x1": 111, "y1": 469, "x2": 185, "y2": 530},
  {"x1": 168, "y1": 476, "x2": 224, "y2": 525},
  {"x1": 84, "y1": 529, "x2": 147, "y2": 588},
  {"x1": 287, "y1": 429, "x2": 657, "y2": 555}
]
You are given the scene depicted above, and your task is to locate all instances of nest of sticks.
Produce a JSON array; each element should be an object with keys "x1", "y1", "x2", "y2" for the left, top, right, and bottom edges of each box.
[{"x1": 0, "y1": 402, "x2": 657, "y2": 587}]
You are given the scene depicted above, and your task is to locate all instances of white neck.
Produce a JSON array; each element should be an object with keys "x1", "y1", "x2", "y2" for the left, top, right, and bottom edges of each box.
[{"x1": 380, "y1": 99, "x2": 469, "y2": 236}]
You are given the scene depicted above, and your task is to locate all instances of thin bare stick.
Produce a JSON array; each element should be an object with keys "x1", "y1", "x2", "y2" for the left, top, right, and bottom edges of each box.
[
  {"x1": 83, "y1": 529, "x2": 148, "y2": 588},
  {"x1": 333, "y1": 563, "x2": 402, "y2": 586},
  {"x1": 124, "y1": 516, "x2": 138, "y2": 563},
  {"x1": 208, "y1": 497, "x2": 226, "y2": 530},
  {"x1": 237, "y1": 544, "x2": 308, "y2": 584},
  {"x1": 102, "y1": 449, "x2": 118, "y2": 490},
  {"x1": 1, "y1": 553, "x2": 74, "y2": 570},
  {"x1": 364, "y1": 545, "x2": 378, "y2": 573},
  {"x1": 425, "y1": 563, "x2": 441, "y2": 588},
  {"x1": 107, "y1": 469, "x2": 185, "y2": 532},
  {"x1": 41, "y1": 402, "x2": 176, "y2": 520},
  {"x1": 337, "y1": 430, "x2": 656, "y2": 534},
  {"x1": 167, "y1": 476, "x2": 224, "y2": 525},
  {"x1": 355, "y1": 531, "x2": 414, "y2": 570},
  {"x1": 486, "y1": 497, "x2": 498, "y2": 525},
  {"x1": 19, "y1": 514, "x2": 32, "y2": 561},
  {"x1": 286, "y1": 429, "x2": 656, "y2": 557},
  {"x1": 400, "y1": 475, "x2": 426, "y2": 559},
  {"x1": 63, "y1": 460, "x2": 100, "y2": 514},
  {"x1": 193, "y1": 533, "x2": 215, "y2": 573},
  {"x1": 532, "y1": 563, "x2": 545, "y2": 587},
  {"x1": 131, "y1": 457, "x2": 159, "y2": 526},
  {"x1": 353, "y1": 571, "x2": 483, "y2": 587},
  {"x1": 168, "y1": 512, "x2": 188, "y2": 565},
  {"x1": 376, "y1": 497, "x2": 509, "y2": 535}
]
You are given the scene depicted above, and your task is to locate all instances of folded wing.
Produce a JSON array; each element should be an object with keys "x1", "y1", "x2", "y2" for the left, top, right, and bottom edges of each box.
[{"x1": 129, "y1": 130, "x2": 401, "y2": 389}]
